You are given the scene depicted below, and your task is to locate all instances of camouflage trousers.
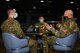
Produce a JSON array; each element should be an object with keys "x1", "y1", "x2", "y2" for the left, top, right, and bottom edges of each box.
[
  {"x1": 28, "y1": 39, "x2": 37, "y2": 53},
  {"x1": 28, "y1": 35, "x2": 56, "y2": 53},
  {"x1": 42, "y1": 36, "x2": 48, "y2": 53},
  {"x1": 47, "y1": 36, "x2": 56, "y2": 45},
  {"x1": 42, "y1": 35, "x2": 56, "y2": 53}
]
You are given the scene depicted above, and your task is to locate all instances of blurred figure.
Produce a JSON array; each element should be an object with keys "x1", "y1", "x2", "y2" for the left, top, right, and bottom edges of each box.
[
  {"x1": 35, "y1": 16, "x2": 49, "y2": 33},
  {"x1": 34, "y1": 16, "x2": 56, "y2": 53},
  {"x1": 35, "y1": 16, "x2": 49, "y2": 53},
  {"x1": 28, "y1": 36, "x2": 37, "y2": 53},
  {"x1": 1, "y1": 8, "x2": 25, "y2": 38},
  {"x1": 62, "y1": 9, "x2": 79, "y2": 32},
  {"x1": 46, "y1": 9, "x2": 79, "y2": 43}
]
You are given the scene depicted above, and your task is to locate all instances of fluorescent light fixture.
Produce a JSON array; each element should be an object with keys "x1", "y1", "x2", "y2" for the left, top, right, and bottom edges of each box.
[
  {"x1": 40, "y1": 0, "x2": 44, "y2": 3},
  {"x1": 70, "y1": 1, "x2": 74, "y2": 4},
  {"x1": 6, "y1": 0, "x2": 10, "y2": 1}
]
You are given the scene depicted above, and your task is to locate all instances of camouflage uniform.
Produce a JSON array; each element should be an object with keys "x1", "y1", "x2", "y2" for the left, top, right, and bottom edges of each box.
[
  {"x1": 34, "y1": 22, "x2": 56, "y2": 53},
  {"x1": 1, "y1": 19, "x2": 24, "y2": 38},
  {"x1": 35, "y1": 22, "x2": 49, "y2": 53},
  {"x1": 66, "y1": 18, "x2": 79, "y2": 32},
  {"x1": 49, "y1": 18, "x2": 79, "y2": 43},
  {"x1": 78, "y1": 27, "x2": 80, "y2": 39},
  {"x1": 28, "y1": 38, "x2": 37, "y2": 53}
]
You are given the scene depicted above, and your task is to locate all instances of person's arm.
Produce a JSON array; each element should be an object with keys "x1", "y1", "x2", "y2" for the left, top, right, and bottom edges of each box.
[
  {"x1": 69, "y1": 21, "x2": 79, "y2": 32},
  {"x1": 55, "y1": 27, "x2": 68, "y2": 38},
  {"x1": 46, "y1": 24, "x2": 70, "y2": 38},
  {"x1": 46, "y1": 24, "x2": 56, "y2": 34},
  {"x1": 1, "y1": 20, "x2": 8, "y2": 32},
  {"x1": 14, "y1": 20, "x2": 25, "y2": 38}
]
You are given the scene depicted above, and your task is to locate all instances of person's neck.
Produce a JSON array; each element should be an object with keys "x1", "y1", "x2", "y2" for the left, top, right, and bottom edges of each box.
[
  {"x1": 8, "y1": 17, "x2": 14, "y2": 20},
  {"x1": 40, "y1": 22, "x2": 44, "y2": 23},
  {"x1": 8, "y1": 17, "x2": 15, "y2": 23}
]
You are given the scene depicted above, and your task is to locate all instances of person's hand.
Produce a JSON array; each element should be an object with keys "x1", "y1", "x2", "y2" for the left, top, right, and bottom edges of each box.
[
  {"x1": 56, "y1": 23, "x2": 61, "y2": 28},
  {"x1": 46, "y1": 24, "x2": 52, "y2": 30},
  {"x1": 62, "y1": 29, "x2": 68, "y2": 33}
]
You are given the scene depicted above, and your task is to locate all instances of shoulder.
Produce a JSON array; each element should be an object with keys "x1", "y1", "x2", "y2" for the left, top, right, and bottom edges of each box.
[
  {"x1": 66, "y1": 18, "x2": 75, "y2": 22},
  {"x1": 1, "y1": 20, "x2": 9, "y2": 28},
  {"x1": 1, "y1": 20, "x2": 8, "y2": 25},
  {"x1": 14, "y1": 20, "x2": 20, "y2": 24},
  {"x1": 14, "y1": 20, "x2": 19, "y2": 22},
  {"x1": 43, "y1": 22, "x2": 48, "y2": 25},
  {"x1": 13, "y1": 20, "x2": 21, "y2": 27},
  {"x1": 3, "y1": 19, "x2": 8, "y2": 23}
]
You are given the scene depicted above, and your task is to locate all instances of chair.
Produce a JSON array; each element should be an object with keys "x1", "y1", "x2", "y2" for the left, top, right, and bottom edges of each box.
[
  {"x1": 78, "y1": 32, "x2": 80, "y2": 39},
  {"x1": 52, "y1": 32, "x2": 77, "y2": 53},
  {"x1": 2, "y1": 33, "x2": 30, "y2": 53}
]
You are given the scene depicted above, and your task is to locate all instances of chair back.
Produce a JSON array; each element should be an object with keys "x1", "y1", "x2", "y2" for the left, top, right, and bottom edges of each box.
[
  {"x1": 53, "y1": 32, "x2": 77, "y2": 51},
  {"x1": 2, "y1": 33, "x2": 29, "y2": 53},
  {"x1": 56, "y1": 32, "x2": 77, "y2": 46}
]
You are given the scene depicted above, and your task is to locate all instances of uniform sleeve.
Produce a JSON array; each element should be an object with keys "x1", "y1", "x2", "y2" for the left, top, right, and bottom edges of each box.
[
  {"x1": 49, "y1": 27, "x2": 56, "y2": 34},
  {"x1": 69, "y1": 21, "x2": 79, "y2": 32},
  {"x1": 44, "y1": 22, "x2": 52, "y2": 33},
  {"x1": 49, "y1": 27, "x2": 65, "y2": 38},
  {"x1": 55, "y1": 30, "x2": 67, "y2": 38},
  {"x1": 49, "y1": 25, "x2": 71, "y2": 38},
  {"x1": 44, "y1": 22, "x2": 49, "y2": 26},
  {"x1": 1, "y1": 21, "x2": 8, "y2": 32},
  {"x1": 55, "y1": 24, "x2": 73, "y2": 38},
  {"x1": 14, "y1": 21, "x2": 25, "y2": 38}
]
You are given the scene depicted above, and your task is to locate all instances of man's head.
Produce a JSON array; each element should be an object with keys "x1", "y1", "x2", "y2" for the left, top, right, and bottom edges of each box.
[
  {"x1": 64, "y1": 9, "x2": 73, "y2": 18},
  {"x1": 7, "y1": 8, "x2": 18, "y2": 19},
  {"x1": 38, "y1": 16, "x2": 44, "y2": 22}
]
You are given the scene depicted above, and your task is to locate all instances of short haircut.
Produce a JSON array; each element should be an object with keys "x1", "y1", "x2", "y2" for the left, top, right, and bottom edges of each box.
[{"x1": 7, "y1": 7, "x2": 16, "y2": 13}]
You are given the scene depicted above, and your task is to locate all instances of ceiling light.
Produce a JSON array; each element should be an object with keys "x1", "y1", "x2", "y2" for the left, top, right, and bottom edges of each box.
[
  {"x1": 48, "y1": 11, "x2": 50, "y2": 13},
  {"x1": 77, "y1": 8, "x2": 79, "y2": 10},
  {"x1": 40, "y1": 0, "x2": 44, "y2": 3},
  {"x1": 33, "y1": 7, "x2": 36, "y2": 9},
  {"x1": 70, "y1": 1, "x2": 74, "y2": 4},
  {"x1": 6, "y1": 0, "x2": 10, "y2": 1},
  {"x1": 29, "y1": 10, "x2": 31, "y2": 13}
]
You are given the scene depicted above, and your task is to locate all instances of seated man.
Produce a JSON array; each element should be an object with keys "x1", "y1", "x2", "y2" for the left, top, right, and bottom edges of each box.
[
  {"x1": 34, "y1": 16, "x2": 56, "y2": 53},
  {"x1": 1, "y1": 8, "x2": 25, "y2": 38},
  {"x1": 34, "y1": 16, "x2": 49, "y2": 53},
  {"x1": 1, "y1": 8, "x2": 38, "y2": 53},
  {"x1": 46, "y1": 9, "x2": 79, "y2": 44}
]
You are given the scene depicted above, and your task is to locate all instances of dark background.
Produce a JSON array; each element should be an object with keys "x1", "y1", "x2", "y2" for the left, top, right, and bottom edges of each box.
[{"x1": 0, "y1": 0, "x2": 80, "y2": 26}]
